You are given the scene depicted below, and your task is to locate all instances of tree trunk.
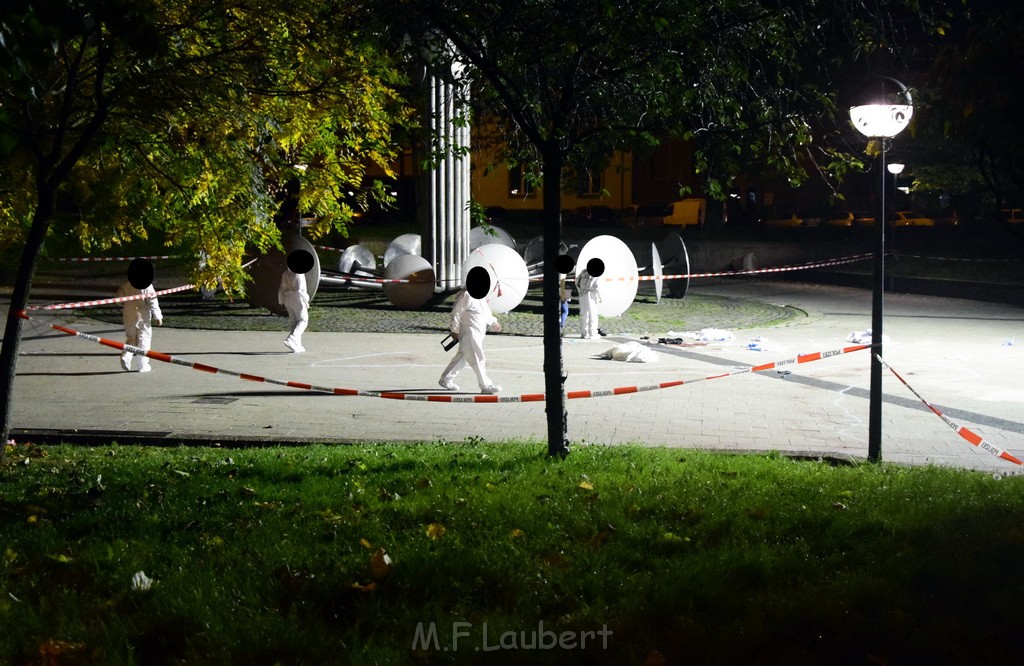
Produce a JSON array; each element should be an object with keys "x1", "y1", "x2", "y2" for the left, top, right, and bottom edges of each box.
[
  {"x1": 541, "y1": 146, "x2": 570, "y2": 457},
  {"x1": 0, "y1": 187, "x2": 57, "y2": 462}
]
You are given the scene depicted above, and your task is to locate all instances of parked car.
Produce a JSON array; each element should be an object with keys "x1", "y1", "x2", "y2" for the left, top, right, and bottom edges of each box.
[
  {"x1": 823, "y1": 211, "x2": 853, "y2": 227},
  {"x1": 766, "y1": 211, "x2": 818, "y2": 228},
  {"x1": 564, "y1": 206, "x2": 612, "y2": 226},
  {"x1": 619, "y1": 201, "x2": 669, "y2": 228},
  {"x1": 824, "y1": 210, "x2": 875, "y2": 227},
  {"x1": 892, "y1": 211, "x2": 935, "y2": 227},
  {"x1": 661, "y1": 198, "x2": 706, "y2": 227},
  {"x1": 1001, "y1": 209, "x2": 1023, "y2": 224},
  {"x1": 852, "y1": 212, "x2": 876, "y2": 227}
]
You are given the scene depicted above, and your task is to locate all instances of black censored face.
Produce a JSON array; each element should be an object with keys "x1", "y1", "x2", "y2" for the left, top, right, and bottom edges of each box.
[
  {"x1": 287, "y1": 249, "x2": 315, "y2": 275},
  {"x1": 127, "y1": 258, "x2": 155, "y2": 289},
  {"x1": 586, "y1": 257, "x2": 605, "y2": 277},
  {"x1": 466, "y1": 266, "x2": 492, "y2": 299},
  {"x1": 555, "y1": 254, "x2": 575, "y2": 275}
]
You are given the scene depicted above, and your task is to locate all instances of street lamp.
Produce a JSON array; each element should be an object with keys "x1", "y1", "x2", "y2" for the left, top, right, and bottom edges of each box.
[
  {"x1": 849, "y1": 79, "x2": 913, "y2": 463},
  {"x1": 886, "y1": 162, "x2": 905, "y2": 291},
  {"x1": 887, "y1": 161, "x2": 905, "y2": 189},
  {"x1": 887, "y1": 162, "x2": 905, "y2": 201}
]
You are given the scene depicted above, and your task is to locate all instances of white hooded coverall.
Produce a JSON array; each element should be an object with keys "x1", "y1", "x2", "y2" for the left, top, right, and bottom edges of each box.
[
  {"x1": 278, "y1": 269, "x2": 309, "y2": 352},
  {"x1": 576, "y1": 269, "x2": 602, "y2": 339},
  {"x1": 439, "y1": 289, "x2": 498, "y2": 390},
  {"x1": 116, "y1": 282, "x2": 162, "y2": 371}
]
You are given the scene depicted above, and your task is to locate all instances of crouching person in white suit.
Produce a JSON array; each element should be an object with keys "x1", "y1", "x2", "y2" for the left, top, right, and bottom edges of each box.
[
  {"x1": 117, "y1": 258, "x2": 163, "y2": 373},
  {"x1": 439, "y1": 266, "x2": 502, "y2": 394}
]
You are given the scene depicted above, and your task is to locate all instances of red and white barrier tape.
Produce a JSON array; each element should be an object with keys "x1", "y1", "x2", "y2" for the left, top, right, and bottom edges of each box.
[
  {"x1": 896, "y1": 253, "x2": 1023, "y2": 263},
  {"x1": 602, "y1": 253, "x2": 873, "y2": 282},
  {"x1": 878, "y1": 354, "x2": 1023, "y2": 466},
  {"x1": 25, "y1": 284, "x2": 197, "y2": 311},
  {"x1": 52, "y1": 255, "x2": 178, "y2": 263},
  {"x1": 561, "y1": 344, "x2": 870, "y2": 400},
  {"x1": 331, "y1": 252, "x2": 873, "y2": 286},
  {"x1": 322, "y1": 273, "x2": 437, "y2": 285},
  {"x1": 18, "y1": 309, "x2": 868, "y2": 403}
]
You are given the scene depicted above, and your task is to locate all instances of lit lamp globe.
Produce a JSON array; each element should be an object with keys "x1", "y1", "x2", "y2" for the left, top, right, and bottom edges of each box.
[
  {"x1": 849, "y1": 103, "x2": 913, "y2": 138},
  {"x1": 849, "y1": 79, "x2": 913, "y2": 139}
]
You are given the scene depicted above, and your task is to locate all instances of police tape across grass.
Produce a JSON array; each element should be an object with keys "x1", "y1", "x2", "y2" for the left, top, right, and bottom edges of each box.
[{"x1": 3, "y1": 439, "x2": 1024, "y2": 664}]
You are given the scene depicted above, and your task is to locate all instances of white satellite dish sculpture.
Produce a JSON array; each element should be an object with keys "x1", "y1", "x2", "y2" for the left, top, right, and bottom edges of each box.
[
  {"x1": 469, "y1": 225, "x2": 518, "y2": 253},
  {"x1": 382, "y1": 253, "x2": 436, "y2": 309},
  {"x1": 263, "y1": 222, "x2": 690, "y2": 316},
  {"x1": 318, "y1": 232, "x2": 436, "y2": 309},
  {"x1": 576, "y1": 235, "x2": 639, "y2": 317},
  {"x1": 462, "y1": 243, "x2": 530, "y2": 314},
  {"x1": 247, "y1": 229, "x2": 321, "y2": 315},
  {"x1": 337, "y1": 245, "x2": 377, "y2": 276},
  {"x1": 383, "y1": 233, "x2": 422, "y2": 267}
]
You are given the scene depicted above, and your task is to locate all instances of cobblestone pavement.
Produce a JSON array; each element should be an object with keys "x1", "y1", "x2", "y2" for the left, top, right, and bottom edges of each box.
[{"x1": 8, "y1": 276, "x2": 1024, "y2": 474}]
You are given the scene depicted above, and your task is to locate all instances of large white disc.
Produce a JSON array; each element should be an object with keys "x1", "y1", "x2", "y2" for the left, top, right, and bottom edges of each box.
[
  {"x1": 660, "y1": 233, "x2": 691, "y2": 299},
  {"x1": 469, "y1": 224, "x2": 517, "y2": 252},
  {"x1": 652, "y1": 242, "x2": 663, "y2": 304},
  {"x1": 338, "y1": 245, "x2": 377, "y2": 275},
  {"x1": 383, "y1": 233, "x2": 421, "y2": 267},
  {"x1": 382, "y1": 254, "x2": 435, "y2": 309},
  {"x1": 462, "y1": 243, "x2": 530, "y2": 314},
  {"x1": 576, "y1": 235, "x2": 638, "y2": 317},
  {"x1": 523, "y1": 235, "x2": 570, "y2": 279}
]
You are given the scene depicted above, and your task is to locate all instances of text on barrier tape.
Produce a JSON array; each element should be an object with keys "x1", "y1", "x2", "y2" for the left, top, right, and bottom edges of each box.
[
  {"x1": 878, "y1": 354, "x2": 1022, "y2": 466},
  {"x1": 19, "y1": 311, "x2": 868, "y2": 404}
]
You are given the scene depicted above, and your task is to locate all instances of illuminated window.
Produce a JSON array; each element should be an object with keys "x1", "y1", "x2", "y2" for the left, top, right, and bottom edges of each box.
[
  {"x1": 508, "y1": 165, "x2": 535, "y2": 198},
  {"x1": 575, "y1": 168, "x2": 602, "y2": 197}
]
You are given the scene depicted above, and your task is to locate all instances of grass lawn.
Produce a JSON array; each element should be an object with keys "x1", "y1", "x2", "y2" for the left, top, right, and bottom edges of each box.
[{"x1": 3, "y1": 440, "x2": 1023, "y2": 664}]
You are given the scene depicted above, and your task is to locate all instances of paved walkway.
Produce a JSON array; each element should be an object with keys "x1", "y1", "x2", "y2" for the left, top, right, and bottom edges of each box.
[{"x1": 9, "y1": 280, "x2": 1024, "y2": 473}]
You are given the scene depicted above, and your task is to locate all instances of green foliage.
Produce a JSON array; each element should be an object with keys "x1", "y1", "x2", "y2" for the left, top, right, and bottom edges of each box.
[
  {"x1": 0, "y1": 0, "x2": 413, "y2": 293},
  {"x1": 3, "y1": 441, "x2": 1024, "y2": 663},
  {"x1": 391, "y1": 0, "x2": 947, "y2": 201},
  {"x1": 914, "y1": 0, "x2": 1024, "y2": 209}
]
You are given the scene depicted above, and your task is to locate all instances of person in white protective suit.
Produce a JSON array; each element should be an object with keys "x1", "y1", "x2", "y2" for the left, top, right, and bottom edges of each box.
[
  {"x1": 438, "y1": 266, "x2": 503, "y2": 394},
  {"x1": 577, "y1": 257, "x2": 604, "y2": 339},
  {"x1": 279, "y1": 250, "x2": 312, "y2": 353},
  {"x1": 117, "y1": 258, "x2": 163, "y2": 372}
]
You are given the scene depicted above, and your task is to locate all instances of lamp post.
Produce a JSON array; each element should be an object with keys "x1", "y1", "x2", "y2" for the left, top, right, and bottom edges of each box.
[
  {"x1": 885, "y1": 162, "x2": 905, "y2": 292},
  {"x1": 849, "y1": 79, "x2": 913, "y2": 463}
]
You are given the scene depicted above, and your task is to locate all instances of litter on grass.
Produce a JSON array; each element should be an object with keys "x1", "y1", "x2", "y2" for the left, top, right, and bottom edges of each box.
[{"x1": 131, "y1": 571, "x2": 154, "y2": 591}]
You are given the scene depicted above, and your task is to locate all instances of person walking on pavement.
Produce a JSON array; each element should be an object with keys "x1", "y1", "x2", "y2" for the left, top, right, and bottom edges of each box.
[
  {"x1": 117, "y1": 258, "x2": 163, "y2": 372},
  {"x1": 439, "y1": 266, "x2": 503, "y2": 394},
  {"x1": 279, "y1": 250, "x2": 312, "y2": 353},
  {"x1": 577, "y1": 257, "x2": 604, "y2": 339}
]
